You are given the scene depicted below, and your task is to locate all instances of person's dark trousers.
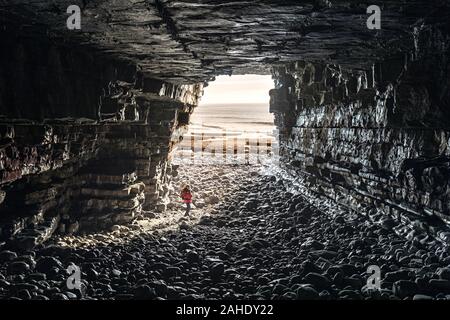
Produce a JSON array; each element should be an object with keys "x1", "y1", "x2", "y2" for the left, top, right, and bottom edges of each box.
[{"x1": 185, "y1": 203, "x2": 191, "y2": 216}]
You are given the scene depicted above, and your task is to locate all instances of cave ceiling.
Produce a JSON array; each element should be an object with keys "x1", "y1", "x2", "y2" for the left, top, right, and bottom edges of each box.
[{"x1": 1, "y1": 0, "x2": 446, "y2": 84}]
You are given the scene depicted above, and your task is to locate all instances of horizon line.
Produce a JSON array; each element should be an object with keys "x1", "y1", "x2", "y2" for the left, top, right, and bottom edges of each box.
[{"x1": 199, "y1": 102, "x2": 270, "y2": 106}]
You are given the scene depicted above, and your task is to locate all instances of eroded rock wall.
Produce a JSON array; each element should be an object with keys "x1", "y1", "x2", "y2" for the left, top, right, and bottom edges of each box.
[
  {"x1": 271, "y1": 22, "x2": 450, "y2": 227},
  {"x1": 0, "y1": 36, "x2": 202, "y2": 248}
]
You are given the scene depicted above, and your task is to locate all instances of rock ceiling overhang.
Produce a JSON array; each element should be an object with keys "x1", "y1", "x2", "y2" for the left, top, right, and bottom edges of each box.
[{"x1": 1, "y1": 0, "x2": 446, "y2": 84}]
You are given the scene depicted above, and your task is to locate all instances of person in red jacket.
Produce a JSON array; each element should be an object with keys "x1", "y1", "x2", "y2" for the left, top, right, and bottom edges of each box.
[{"x1": 180, "y1": 185, "x2": 193, "y2": 216}]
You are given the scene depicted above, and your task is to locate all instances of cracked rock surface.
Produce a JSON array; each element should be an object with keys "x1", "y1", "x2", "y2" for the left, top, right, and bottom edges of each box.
[{"x1": 2, "y1": 0, "x2": 445, "y2": 82}]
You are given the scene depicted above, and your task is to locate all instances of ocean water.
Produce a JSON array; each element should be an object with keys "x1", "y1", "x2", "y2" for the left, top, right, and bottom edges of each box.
[
  {"x1": 190, "y1": 102, "x2": 274, "y2": 131},
  {"x1": 175, "y1": 103, "x2": 278, "y2": 163}
]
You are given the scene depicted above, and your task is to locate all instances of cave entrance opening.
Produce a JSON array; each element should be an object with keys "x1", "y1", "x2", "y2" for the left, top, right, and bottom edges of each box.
[{"x1": 174, "y1": 74, "x2": 278, "y2": 165}]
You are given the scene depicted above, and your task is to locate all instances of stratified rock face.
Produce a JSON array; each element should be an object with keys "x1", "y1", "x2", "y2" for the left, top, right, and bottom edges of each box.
[
  {"x1": 2, "y1": 0, "x2": 445, "y2": 82},
  {"x1": 271, "y1": 20, "x2": 450, "y2": 225},
  {"x1": 0, "y1": 94, "x2": 201, "y2": 248},
  {"x1": 0, "y1": 36, "x2": 202, "y2": 248}
]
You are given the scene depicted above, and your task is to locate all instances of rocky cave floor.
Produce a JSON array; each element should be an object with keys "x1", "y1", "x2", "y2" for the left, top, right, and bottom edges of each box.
[{"x1": 1, "y1": 161, "x2": 450, "y2": 300}]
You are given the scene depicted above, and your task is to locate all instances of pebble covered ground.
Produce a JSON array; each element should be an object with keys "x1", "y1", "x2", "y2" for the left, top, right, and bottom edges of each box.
[{"x1": 1, "y1": 163, "x2": 450, "y2": 300}]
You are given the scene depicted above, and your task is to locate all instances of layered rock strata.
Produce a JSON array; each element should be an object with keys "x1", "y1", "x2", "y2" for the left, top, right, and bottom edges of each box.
[
  {"x1": 0, "y1": 38, "x2": 202, "y2": 248},
  {"x1": 270, "y1": 21, "x2": 450, "y2": 230}
]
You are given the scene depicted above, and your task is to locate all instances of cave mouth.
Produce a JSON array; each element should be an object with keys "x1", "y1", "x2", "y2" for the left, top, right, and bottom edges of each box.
[
  {"x1": 175, "y1": 74, "x2": 278, "y2": 165},
  {"x1": 1, "y1": 0, "x2": 450, "y2": 303}
]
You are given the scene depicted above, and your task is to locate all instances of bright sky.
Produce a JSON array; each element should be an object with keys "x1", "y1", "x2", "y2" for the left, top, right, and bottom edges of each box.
[{"x1": 200, "y1": 74, "x2": 274, "y2": 105}]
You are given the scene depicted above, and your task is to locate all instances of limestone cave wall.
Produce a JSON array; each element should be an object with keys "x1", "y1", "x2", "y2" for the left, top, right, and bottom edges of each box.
[
  {"x1": 270, "y1": 21, "x2": 450, "y2": 228},
  {"x1": 0, "y1": 35, "x2": 202, "y2": 249}
]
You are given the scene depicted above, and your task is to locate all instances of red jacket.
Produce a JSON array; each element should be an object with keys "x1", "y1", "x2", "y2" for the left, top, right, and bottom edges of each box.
[{"x1": 181, "y1": 190, "x2": 192, "y2": 203}]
